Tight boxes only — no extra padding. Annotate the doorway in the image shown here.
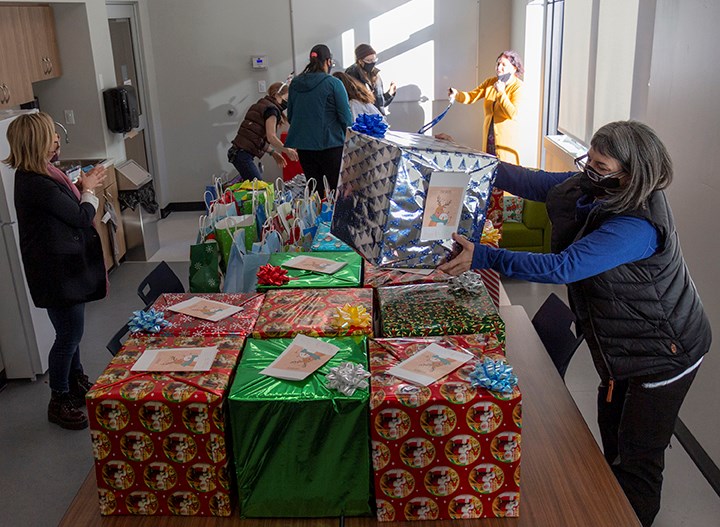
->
[106,3,153,175]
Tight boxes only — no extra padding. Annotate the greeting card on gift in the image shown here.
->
[167,296,243,322]
[421,172,472,241]
[387,343,473,386]
[260,334,340,381]
[131,346,218,372]
[283,255,348,274]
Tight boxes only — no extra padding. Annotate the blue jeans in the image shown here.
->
[230,148,262,182]
[46,303,85,394]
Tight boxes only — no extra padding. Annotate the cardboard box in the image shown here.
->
[369,336,521,521]
[86,335,245,516]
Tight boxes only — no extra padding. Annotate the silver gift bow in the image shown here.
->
[448,271,486,295]
[325,362,371,396]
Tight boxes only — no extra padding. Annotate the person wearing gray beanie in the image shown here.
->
[345,43,397,115]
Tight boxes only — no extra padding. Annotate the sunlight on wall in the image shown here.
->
[369,0,434,52]
[382,40,434,129]
[341,28,355,68]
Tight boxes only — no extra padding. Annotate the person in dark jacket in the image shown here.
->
[228,80,298,182]
[284,44,353,191]
[4,112,108,430]
[345,43,397,115]
[439,121,711,526]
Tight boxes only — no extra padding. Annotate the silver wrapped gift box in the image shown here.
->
[331,130,498,268]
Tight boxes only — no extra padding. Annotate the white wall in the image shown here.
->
[645,0,720,463]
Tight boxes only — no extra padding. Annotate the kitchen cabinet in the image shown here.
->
[0,6,34,109]
[93,166,127,271]
[18,5,62,81]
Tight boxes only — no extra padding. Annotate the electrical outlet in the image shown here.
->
[258,80,267,93]
[64,110,75,125]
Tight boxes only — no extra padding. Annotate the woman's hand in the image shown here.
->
[494,80,506,93]
[437,233,475,276]
[271,150,287,168]
[388,80,397,96]
[448,87,458,101]
[283,147,299,162]
[434,133,455,143]
[80,165,107,194]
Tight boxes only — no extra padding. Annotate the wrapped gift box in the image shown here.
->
[146,293,264,337]
[257,251,363,290]
[364,263,452,288]
[369,337,521,521]
[228,336,372,517]
[252,288,374,339]
[311,221,353,252]
[86,335,246,516]
[332,130,498,268]
[377,280,504,344]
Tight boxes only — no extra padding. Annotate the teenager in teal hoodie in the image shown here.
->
[285,44,353,191]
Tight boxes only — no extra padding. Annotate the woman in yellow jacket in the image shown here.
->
[449,50,524,165]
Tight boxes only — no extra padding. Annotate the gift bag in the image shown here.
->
[189,217,222,292]
[228,179,275,218]
[214,213,257,271]
[223,228,283,293]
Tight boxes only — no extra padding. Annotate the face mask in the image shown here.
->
[327,63,333,74]
[497,72,512,83]
[578,170,622,197]
[363,61,376,74]
[49,151,59,163]
[279,99,288,111]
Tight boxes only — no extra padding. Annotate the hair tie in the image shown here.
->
[310,51,318,58]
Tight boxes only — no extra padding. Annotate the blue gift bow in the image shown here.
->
[469,357,518,394]
[352,114,388,138]
[128,308,171,334]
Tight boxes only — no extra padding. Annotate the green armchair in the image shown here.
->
[499,199,552,253]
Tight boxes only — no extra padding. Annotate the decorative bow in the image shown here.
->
[257,264,291,286]
[352,114,388,138]
[325,362,371,396]
[332,304,372,330]
[448,271,486,295]
[128,308,171,334]
[481,219,501,245]
[469,357,518,394]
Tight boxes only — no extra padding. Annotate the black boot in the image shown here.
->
[68,371,94,408]
[48,392,88,430]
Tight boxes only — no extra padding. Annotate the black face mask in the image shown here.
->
[578,170,622,197]
[362,61,376,74]
[279,99,288,111]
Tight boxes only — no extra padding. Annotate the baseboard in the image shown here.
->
[161,202,205,215]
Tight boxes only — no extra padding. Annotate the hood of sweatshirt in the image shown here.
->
[291,72,332,92]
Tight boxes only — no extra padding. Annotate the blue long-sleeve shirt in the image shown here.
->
[471,163,659,284]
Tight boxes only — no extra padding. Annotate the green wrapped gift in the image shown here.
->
[377,278,505,344]
[228,336,372,517]
[257,251,363,290]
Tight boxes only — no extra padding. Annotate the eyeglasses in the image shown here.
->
[574,154,624,182]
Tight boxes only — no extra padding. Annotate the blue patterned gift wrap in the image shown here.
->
[311,222,353,252]
[331,130,498,268]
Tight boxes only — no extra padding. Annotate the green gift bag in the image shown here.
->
[189,239,222,292]
[214,214,257,271]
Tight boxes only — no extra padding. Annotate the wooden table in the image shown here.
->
[59,306,640,527]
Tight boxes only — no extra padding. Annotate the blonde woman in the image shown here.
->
[3,112,107,430]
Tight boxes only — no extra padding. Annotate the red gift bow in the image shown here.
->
[257,264,291,286]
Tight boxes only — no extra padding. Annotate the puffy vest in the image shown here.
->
[231,96,282,158]
[546,174,711,380]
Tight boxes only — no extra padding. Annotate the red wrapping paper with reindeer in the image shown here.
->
[252,288,374,338]
[369,336,521,521]
[86,335,246,517]
[146,293,264,337]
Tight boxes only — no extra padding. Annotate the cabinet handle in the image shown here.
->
[48,58,53,74]
[44,58,50,75]
[1,84,9,104]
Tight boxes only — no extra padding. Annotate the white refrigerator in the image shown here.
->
[0,109,55,380]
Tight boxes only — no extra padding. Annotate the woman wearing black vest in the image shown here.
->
[439,121,711,526]
[228,81,298,182]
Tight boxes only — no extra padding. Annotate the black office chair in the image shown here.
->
[137,261,185,307]
[531,293,585,379]
[106,322,130,356]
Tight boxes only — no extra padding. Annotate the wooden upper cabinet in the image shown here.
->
[0,6,34,108]
[19,5,63,82]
